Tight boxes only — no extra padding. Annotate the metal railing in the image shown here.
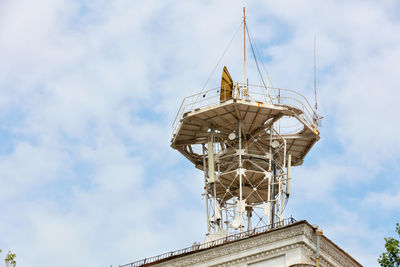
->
[120,217,297,267]
[172,83,317,136]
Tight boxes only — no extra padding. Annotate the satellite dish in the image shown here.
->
[228,132,236,140]
[271,140,280,149]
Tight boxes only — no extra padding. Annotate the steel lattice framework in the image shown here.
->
[171,83,320,240]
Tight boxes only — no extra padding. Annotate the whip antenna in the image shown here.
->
[314,33,317,112]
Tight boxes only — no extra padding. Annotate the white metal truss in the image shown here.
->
[171,84,320,237]
[201,122,291,234]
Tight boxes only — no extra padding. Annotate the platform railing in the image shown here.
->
[172,84,317,136]
[120,217,297,267]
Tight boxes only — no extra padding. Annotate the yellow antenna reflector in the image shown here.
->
[220,66,233,102]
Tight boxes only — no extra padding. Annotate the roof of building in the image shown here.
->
[120,218,362,267]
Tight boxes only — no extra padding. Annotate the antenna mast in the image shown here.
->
[243,7,247,97]
[314,33,317,111]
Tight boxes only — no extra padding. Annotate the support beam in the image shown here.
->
[287,154,291,196]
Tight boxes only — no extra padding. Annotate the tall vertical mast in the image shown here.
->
[241,7,246,233]
[243,7,247,92]
[314,33,317,111]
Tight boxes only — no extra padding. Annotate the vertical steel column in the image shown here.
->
[247,208,252,231]
[238,122,243,233]
[217,157,222,230]
[202,144,210,233]
[271,163,276,225]
[279,174,282,223]
[267,173,271,225]
[287,154,291,195]
[280,147,284,223]
[268,125,274,225]
[208,131,219,231]
[268,126,272,171]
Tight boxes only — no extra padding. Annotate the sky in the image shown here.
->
[0,0,399,266]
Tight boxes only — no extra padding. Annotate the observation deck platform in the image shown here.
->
[171,84,320,169]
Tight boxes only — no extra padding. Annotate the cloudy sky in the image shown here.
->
[0,0,399,266]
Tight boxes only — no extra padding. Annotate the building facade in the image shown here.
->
[123,220,362,267]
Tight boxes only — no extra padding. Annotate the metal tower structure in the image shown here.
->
[171,9,320,241]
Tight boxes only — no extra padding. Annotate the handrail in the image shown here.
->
[172,84,318,136]
[120,217,297,267]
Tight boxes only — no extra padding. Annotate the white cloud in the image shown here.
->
[322,206,385,266]
[362,189,400,212]
[0,0,399,266]
[0,142,69,200]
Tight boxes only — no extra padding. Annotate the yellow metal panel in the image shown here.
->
[220,66,233,102]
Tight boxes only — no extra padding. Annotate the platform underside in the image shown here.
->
[171,99,319,170]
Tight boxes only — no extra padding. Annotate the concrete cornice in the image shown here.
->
[151,221,362,267]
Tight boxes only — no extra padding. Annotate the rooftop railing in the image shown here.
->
[120,217,296,267]
[172,83,317,136]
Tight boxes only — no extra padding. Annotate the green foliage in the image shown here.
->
[5,251,16,267]
[1,250,16,267]
[379,223,400,267]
